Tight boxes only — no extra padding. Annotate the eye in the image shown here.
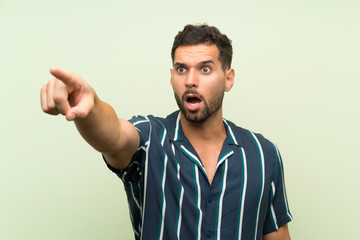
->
[202,66,211,73]
[177,66,186,73]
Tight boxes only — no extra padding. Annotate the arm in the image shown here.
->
[40,67,139,169]
[263,224,290,240]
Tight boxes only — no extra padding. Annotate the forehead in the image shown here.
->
[173,44,220,65]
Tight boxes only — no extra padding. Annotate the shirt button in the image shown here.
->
[206,231,211,238]
[208,197,212,203]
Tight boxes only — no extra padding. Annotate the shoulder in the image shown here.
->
[128,111,180,137]
[224,119,278,161]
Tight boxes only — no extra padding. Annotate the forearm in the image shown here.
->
[74,95,122,154]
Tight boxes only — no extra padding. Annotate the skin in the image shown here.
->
[172,45,229,123]
[40,44,290,239]
[40,67,139,170]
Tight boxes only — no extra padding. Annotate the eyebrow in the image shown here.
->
[200,60,215,65]
[173,60,215,67]
[173,62,186,67]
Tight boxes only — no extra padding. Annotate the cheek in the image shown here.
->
[207,78,226,93]
[171,83,182,97]
[171,79,183,90]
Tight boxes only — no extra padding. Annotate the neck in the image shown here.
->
[180,109,226,141]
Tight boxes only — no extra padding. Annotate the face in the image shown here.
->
[171,44,234,123]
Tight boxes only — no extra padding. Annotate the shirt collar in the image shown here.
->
[170,111,242,148]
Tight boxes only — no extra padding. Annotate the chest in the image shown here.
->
[193,144,222,184]
[143,142,273,222]
[135,134,276,238]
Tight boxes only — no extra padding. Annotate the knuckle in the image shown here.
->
[46,101,56,110]
[49,78,56,85]
[42,106,59,115]
[41,105,48,113]
[48,110,60,115]
[53,94,65,104]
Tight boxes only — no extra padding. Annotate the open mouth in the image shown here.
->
[183,93,202,111]
[186,95,201,105]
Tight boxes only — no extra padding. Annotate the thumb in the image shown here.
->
[65,110,77,121]
[65,95,95,121]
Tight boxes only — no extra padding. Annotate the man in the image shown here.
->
[41,24,292,240]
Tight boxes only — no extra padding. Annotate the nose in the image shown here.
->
[185,69,198,88]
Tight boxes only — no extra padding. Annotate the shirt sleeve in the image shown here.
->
[104,115,151,183]
[263,145,293,234]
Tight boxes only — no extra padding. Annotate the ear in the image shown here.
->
[224,68,235,92]
[170,68,173,86]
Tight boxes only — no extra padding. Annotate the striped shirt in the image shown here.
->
[105,111,292,240]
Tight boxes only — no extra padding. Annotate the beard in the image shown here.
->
[174,89,224,123]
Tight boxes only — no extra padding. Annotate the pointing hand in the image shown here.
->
[40,67,95,121]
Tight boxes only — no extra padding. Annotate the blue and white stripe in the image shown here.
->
[216,159,229,240]
[237,147,248,240]
[249,131,265,240]
[140,116,152,240]
[109,112,292,240]
[194,166,202,240]
[273,144,293,221]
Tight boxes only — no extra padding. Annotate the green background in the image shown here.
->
[1,0,359,239]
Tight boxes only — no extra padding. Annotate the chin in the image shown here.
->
[182,109,209,123]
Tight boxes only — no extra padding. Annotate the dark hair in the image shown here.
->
[171,24,233,70]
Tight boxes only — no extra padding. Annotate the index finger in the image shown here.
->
[49,66,78,86]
